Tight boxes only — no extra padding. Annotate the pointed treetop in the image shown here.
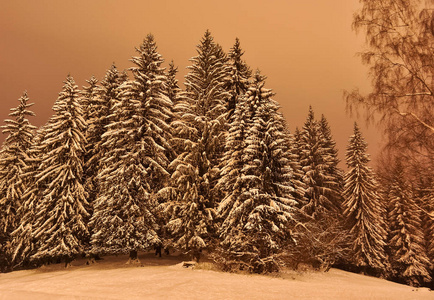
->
[7,91,36,120]
[52,75,80,113]
[233,37,241,51]
[168,60,178,77]
[1,91,36,140]
[85,75,98,86]
[196,30,218,56]
[131,34,164,74]
[353,122,361,134]
[308,105,315,118]
[252,69,267,85]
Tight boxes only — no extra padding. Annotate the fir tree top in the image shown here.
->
[1,92,36,153]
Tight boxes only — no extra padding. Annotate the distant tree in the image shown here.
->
[345,0,433,175]
[162,31,229,261]
[0,92,36,271]
[215,71,298,273]
[31,76,89,266]
[342,123,388,273]
[387,162,431,286]
[90,35,172,262]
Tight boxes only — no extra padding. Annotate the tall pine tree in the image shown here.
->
[343,123,388,273]
[0,92,36,271]
[162,31,229,261]
[31,76,89,265]
[9,127,45,269]
[224,38,251,121]
[83,66,127,248]
[294,107,347,269]
[216,71,298,273]
[387,162,431,286]
[299,107,340,218]
[90,35,172,262]
[318,114,343,209]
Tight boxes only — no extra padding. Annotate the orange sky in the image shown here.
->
[0,0,380,166]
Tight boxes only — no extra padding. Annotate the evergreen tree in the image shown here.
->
[318,114,343,210]
[293,108,348,269]
[91,64,128,166]
[425,191,434,275]
[285,127,307,207]
[225,38,251,121]
[343,123,388,272]
[31,76,89,265]
[80,76,99,123]
[81,76,99,224]
[216,72,298,273]
[387,162,431,286]
[164,61,182,158]
[0,92,36,270]
[164,61,181,107]
[9,128,44,269]
[417,183,434,282]
[90,35,172,262]
[162,31,229,261]
[299,107,340,218]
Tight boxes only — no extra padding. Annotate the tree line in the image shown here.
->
[0,31,432,287]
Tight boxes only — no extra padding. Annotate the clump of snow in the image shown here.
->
[0,253,432,300]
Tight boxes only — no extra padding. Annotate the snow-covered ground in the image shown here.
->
[0,253,431,300]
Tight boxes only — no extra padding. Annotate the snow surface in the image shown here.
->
[0,253,431,300]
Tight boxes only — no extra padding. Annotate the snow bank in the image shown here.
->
[0,253,431,300]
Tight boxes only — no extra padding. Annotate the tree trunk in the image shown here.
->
[63,255,72,268]
[129,250,138,260]
[193,250,201,263]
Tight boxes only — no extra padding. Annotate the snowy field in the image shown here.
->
[0,253,431,300]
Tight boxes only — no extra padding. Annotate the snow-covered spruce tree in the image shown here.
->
[318,114,343,208]
[424,191,434,279]
[0,92,36,271]
[285,126,307,208]
[387,162,431,286]
[292,107,348,269]
[216,71,298,273]
[162,31,229,262]
[342,123,388,274]
[224,38,251,121]
[164,61,181,108]
[80,76,100,223]
[416,179,434,285]
[214,38,252,205]
[90,35,172,262]
[31,76,89,266]
[89,64,127,171]
[79,76,99,124]
[82,67,128,255]
[9,127,45,269]
[299,106,340,218]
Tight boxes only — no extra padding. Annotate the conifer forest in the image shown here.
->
[0,4,433,289]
